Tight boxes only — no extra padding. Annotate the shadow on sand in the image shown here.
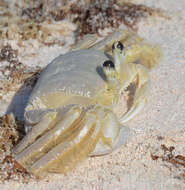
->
[6,71,40,121]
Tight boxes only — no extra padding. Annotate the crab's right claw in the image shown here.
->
[111,41,150,123]
[90,124,132,156]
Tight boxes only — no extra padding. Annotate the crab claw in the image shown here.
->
[111,41,150,123]
[120,63,149,123]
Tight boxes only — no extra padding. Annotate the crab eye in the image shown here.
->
[112,41,124,51]
[103,60,115,69]
[117,41,124,50]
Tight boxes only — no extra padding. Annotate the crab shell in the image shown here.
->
[13,29,161,176]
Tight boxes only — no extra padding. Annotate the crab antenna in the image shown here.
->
[112,41,125,75]
[103,60,118,89]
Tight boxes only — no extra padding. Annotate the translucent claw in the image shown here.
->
[120,98,146,123]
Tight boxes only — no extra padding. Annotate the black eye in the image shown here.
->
[116,41,124,50]
[112,41,124,51]
[103,60,115,68]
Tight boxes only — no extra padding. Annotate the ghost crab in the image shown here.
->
[13,29,161,176]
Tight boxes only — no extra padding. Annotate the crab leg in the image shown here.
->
[14,107,85,169]
[14,105,131,176]
[13,111,58,155]
[29,111,101,176]
[13,106,85,155]
[71,34,98,51]
[89,29,131,53]
[29,107,131,176]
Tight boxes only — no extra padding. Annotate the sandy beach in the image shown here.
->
[0,0,185,189]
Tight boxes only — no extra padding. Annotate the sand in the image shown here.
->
[0,0,185,189]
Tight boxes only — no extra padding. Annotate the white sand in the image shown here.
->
[0,0,185,189]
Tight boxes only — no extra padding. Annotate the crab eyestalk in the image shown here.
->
[112,41,125,75]
[103,60,118,89]
[103,41,125,89]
